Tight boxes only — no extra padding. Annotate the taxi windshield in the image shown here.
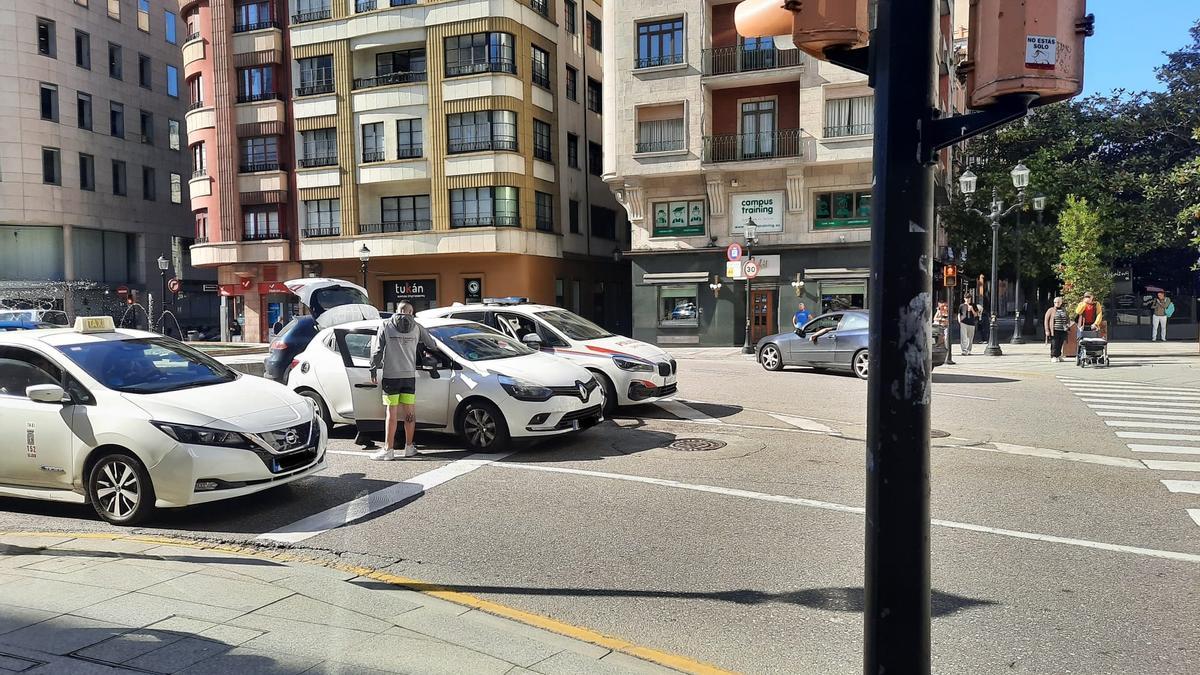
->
[56,337,236,394]
[429,325,534,362]
[534,310,614,340]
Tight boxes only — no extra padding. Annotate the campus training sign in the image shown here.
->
[730,192,784,234]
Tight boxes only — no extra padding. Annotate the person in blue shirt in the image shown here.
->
[792,302,811,331]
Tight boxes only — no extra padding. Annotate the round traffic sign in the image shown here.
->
[743,259,760,279]
[167,278,181,294]
[726,243,743,262]
[115,285,129,297]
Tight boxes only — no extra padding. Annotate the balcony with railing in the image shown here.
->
[529,0,549,17]
[184,31,201,43]
[702,129,812,164]
[450,216,520,228]
[353,70,427,90]
[298,155,338,168]
[635,138,684,154]
[445,58,516,78]
[359,220,432,234]
[635,53,685,70]
[291,9,331,24]
[187,100,207,111]
[239,161,282,173]
[396,145,422,159]
[702,46,804,77]
[295,80,334,97]
[533,146,552,162]
[358,0,417,9]
[824,123,874,139]
[362,150,386,163]
[243,228,284,241]
[236,91,284,104]
[303,225,342,238]
[233,20,278,33]
[447,138,518,154]
[532,69,551,89]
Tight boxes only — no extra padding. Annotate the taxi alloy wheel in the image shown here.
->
[760,344,783,371]
[461,401,510,452]
[89,453,155,525]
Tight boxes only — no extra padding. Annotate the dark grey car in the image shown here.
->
[756,310,947,379]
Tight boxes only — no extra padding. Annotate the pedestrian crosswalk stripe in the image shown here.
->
[1088,403,1200,413]
[1072,392,1200,401]
[654,399,723,424]
[769,413,836,434]
[1107,420,1200,431]
[1058,377,1170,386]
[1094,411,1200,423]
[1118,430,1200,442]
[1142,459,1200,472]
[1081,398,1200,409]
[1160,480,1200,494]
[1065,384,1200,395]
[1125,443,1200,455]
[1189,510,1200,528]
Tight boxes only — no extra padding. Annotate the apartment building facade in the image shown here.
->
[186,0,628,342]
[0,0,213,324]
[603,0,962,347]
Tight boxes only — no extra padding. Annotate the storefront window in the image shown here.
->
[820,281,866,313]
[814,190,871,229]
[658,284,698,327]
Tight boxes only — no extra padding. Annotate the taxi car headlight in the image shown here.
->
[152,421,255,449]
[498,375,553,402]
[612,356,655,372]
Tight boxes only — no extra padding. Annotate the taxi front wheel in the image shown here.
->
[88,452,156,526]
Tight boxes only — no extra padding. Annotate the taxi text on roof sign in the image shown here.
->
[74,316,116,333]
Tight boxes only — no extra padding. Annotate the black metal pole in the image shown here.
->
[1011,215,1025,344]
[742,242,754,354]
[864,0,933,671]
[159,270,166,334]
[945,283,955,365]
[361,262,368,296]
[985,202,1004,355]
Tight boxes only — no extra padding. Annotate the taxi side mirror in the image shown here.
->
[522,333,543,348]
[27,384,67,404]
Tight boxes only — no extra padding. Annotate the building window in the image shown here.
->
[195,211,208,240]
[591,206,616,239]
[825,95,874,138]
[396,119,422,158]
[585,13,601,51]
[565,65,578,102]
[362,122,385,162]
[636,18,684,68]
[236,1,272,29]
[533,119,552,162]
[535,191,553,232]
[165,11,177,44]
[108,42,122,79]
[566,133,579,169]
[42,147,61,185]
[75,30,90,69]
[586,78,602,113]
[636,104,685,153]
[588,141,602,176]
[186,9,200,36]
[142,166,156,201]
[450,187,519,228]
[169,172,182,203]
[447,111,518,153]
[168,119,181,150]
[293,0,331,23]
[77,93,93,130]
[39,83,58,122]
[188,75,203,105]
[107,0,120,21]
[814,190,872,228]
[237,65,275,102]
[79,153,96,191]
[651,200,706,237]
[240,137,278,171]
[300,128,337,166]
[37,18,55,57]
[564,0,577,34]
[444,32,515,77]
[244,207,281,239]
[112,160,127,195]
[375,48,426,77]
[137,0,151,32]
[531,45,551,89]
[297,56,334,95]
[191,142,207,176]
[303,199,339,236]
[530,0,549,17]
[138,53,152,88]
[139,109,154,144]
[568,199,580,233]
[381,195,431,230]
[658,285,699,327]
[109,102,124,138]
[167,65,179,97]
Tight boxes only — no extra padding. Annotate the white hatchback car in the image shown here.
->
[419,300,677,412]
[287,317,604,451]
[0,317,326,525]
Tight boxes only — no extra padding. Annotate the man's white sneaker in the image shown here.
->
[401,445,418,458]
[368,448,395,461]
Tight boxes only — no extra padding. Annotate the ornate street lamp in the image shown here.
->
[156,254,169,333]
[358,244,371,295]
[740,219,759,354]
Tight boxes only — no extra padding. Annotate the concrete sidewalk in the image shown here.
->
[0,533,700,675]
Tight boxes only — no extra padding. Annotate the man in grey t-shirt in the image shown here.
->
[368,302,421,460]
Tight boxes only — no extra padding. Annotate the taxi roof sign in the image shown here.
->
[74,316,116,333]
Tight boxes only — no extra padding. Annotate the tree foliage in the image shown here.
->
[1055,196,1111,308]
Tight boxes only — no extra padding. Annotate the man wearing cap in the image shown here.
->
[368,302,422,460]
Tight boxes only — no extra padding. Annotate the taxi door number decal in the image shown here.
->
[26,422,36,458]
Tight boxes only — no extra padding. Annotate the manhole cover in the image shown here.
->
[667,438,728,452]
[930,429,950,438]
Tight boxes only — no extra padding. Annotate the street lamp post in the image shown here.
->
[358,244,371,299]
[958,164,1031,356]
[156,254,169,334]
[740,220,759,354]
[1012,194,1048,343]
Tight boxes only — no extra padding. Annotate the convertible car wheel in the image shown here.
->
[759,344,784,371]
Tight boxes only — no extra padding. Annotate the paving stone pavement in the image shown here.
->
[0,534,688,675]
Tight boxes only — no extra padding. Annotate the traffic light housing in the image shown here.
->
[943,264,958,290]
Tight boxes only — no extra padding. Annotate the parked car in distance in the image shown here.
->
[287,317,605,451]
[0,321,61,331]
[263,278,380,382]
[0,309,69,326]
[755,310,947,379]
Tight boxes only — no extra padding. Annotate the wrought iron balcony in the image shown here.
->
[635,53,684,69]
[291,9,331,24]
[529,0,549,17]
[303,226,341,238]
[298,156,337,168]
[702,129,812,163]
[362,150,385,163]
[236,92,283,104]
[396,145,422,159]
[450,216,520,228]
[635,139,684,154]
[532,69,551,89]
[184,31,201,42]
[239,161,282,173]
[187,100,207,111]
[191,169,207,179]
[352,70,426,89]
[534,146,553,162]
[355,0,377,11]
[702,45,804,77]
[359,220,432,234]
[447,138,518,154]
[295,81,334,97]
[232,20,278,33]
[243,229,283,241]
[445,58,516,78]
[824,123,874,139]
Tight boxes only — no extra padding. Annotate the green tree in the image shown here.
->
[1056,196,1111,310]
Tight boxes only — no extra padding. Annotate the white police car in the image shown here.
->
[0,317,326,525]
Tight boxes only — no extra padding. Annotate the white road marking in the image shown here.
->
[490,463,1200,564]
[769,414,837,434]
[1189,510,1200,528]
[1125,443,1200,455]
[1094,411,1200,423]
[1160,480,1200,494]
[1081,398,1200,409]
[1142,459,1200,472]
[257,452,513,544]
[1106,420,1200,431]
[328,450,378,457]
[1064,383,1200,394]
[1088,403,1200,413]
[1071,392,1200,402]
[952,441,1145,469]
[1058,377,1166,386]
[934,392,997,401]
[655,399,723,424]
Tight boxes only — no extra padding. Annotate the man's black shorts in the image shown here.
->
[381,377,416,405]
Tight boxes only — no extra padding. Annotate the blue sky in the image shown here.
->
[1082,0,1198,96]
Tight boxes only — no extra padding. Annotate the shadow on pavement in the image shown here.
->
[510,420,678,463]
[932,373,1019,385]
[350,580,994,617]
[0,542,282,567]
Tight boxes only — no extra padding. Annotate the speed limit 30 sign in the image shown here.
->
[743,259,760,279]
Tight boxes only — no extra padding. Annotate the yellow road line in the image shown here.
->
[1,530,736,675]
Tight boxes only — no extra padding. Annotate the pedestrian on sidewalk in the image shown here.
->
[1074,292,1103,336]
[958,294,978,355]
[792,302,811,331]
[1044,296,1069,362]
[368,302,424,460]
[1150,291,1174,341]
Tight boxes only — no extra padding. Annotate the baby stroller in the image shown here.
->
[1076,329,1109,367]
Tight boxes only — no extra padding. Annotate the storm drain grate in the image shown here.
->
[930,429,951,438]
[667,438,728,452]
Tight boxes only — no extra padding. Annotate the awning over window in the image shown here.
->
[642,272,710,285]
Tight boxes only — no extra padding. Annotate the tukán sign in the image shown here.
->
[1025,35,1057,70]
[730,192,785,234]
[652,200,706,237]
[384,279,437,304]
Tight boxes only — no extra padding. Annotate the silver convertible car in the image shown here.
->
[756,310,948,379]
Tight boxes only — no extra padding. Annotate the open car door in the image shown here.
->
[332,326,454,432]
[332,327,386,424]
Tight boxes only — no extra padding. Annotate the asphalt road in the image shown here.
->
[1,343,1197,674]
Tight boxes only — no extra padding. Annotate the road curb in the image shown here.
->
[0,529,737,675]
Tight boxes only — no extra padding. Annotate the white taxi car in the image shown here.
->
[419,300,677,412]
[0,317,326,525]
[287,317,604,451]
